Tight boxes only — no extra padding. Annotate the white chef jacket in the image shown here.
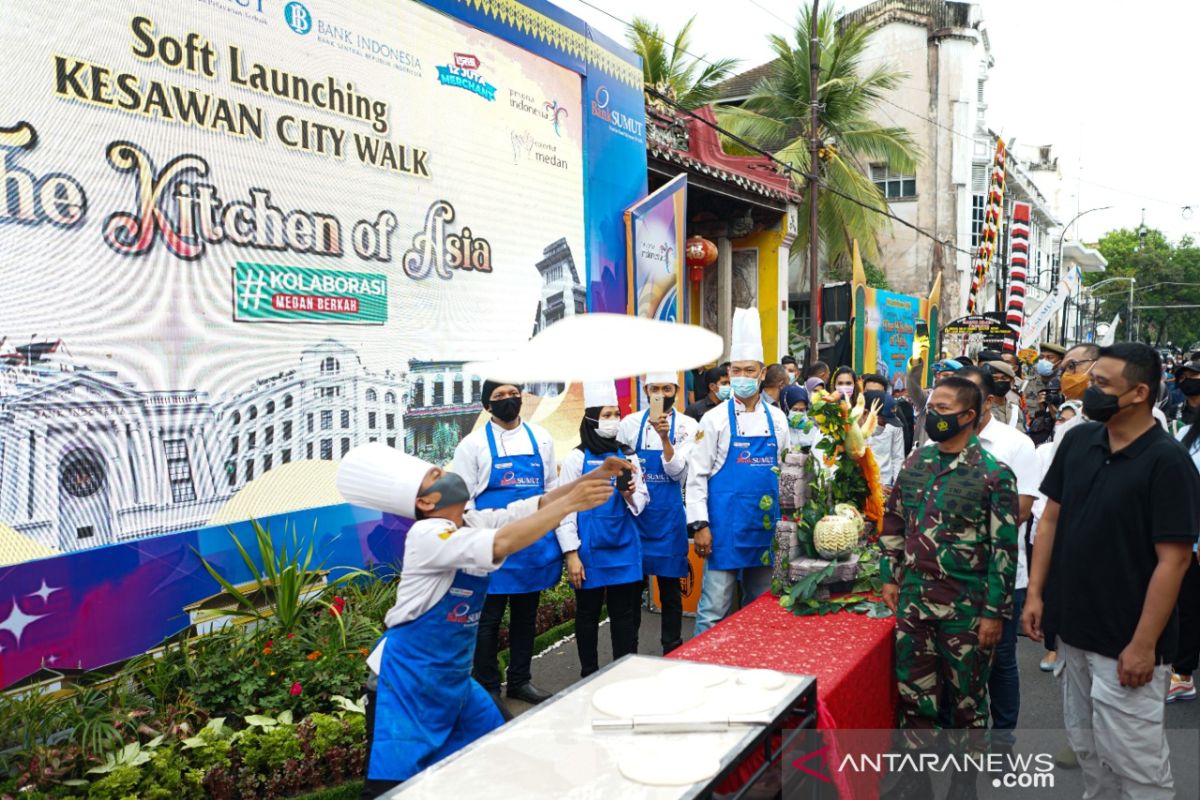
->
[450,419,557,507]
[369,497,542,673]
[868,423,906,486]
[977,416,1040,592]
[685,398,790,524]
[554,447,648,552]
[617,408,699,482]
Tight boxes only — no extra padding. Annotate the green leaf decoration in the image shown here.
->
[759,549,771,566]
[759,495,775,510]
[780,595,794,608]
[762,514,773,530]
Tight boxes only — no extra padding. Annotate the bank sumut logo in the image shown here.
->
[437,53,497,101]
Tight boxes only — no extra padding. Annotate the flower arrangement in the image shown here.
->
[774,389,891,619]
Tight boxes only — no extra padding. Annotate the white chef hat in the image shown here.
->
[583,380,619,408]
[337,442,434,519]
[644,371,678,385]
[729,306,764,363]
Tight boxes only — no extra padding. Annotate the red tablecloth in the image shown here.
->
[669,594,897,798]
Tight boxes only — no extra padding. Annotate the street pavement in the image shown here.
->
[502,606,1200,797]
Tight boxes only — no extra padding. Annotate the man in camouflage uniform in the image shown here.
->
[880,376,1019,800]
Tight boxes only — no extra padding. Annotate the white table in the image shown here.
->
[390,654,816,799]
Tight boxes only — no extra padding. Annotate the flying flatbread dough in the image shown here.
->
[618,741,722,786]
[736,669,787,691]
[660,663,730,689]
[591,678,703,719]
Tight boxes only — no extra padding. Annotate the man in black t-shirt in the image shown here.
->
[1024,343,1200,798]
[684,365,728,422]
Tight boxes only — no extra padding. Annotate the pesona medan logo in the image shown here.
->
[283,1,312,35]
[590,85,644,143]
[510,130,569,170]
[437,53,496,101]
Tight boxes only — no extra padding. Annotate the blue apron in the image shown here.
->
[707,401,780,571]
[634,410,689,578]
[366,567,504,782]
[475,424,561,594]
[577,448,644,589]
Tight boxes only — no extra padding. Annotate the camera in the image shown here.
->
[1043,377,1064,408]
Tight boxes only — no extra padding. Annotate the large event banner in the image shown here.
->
[853,288,930,388]
[0,0,646,688]
[626,173,686,324]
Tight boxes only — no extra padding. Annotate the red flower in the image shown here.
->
[286,633,295,640]
[290,682,302,696]
[265,639,274,648]
[329,596,346,617]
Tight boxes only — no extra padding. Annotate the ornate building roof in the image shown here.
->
[645,104,798,209]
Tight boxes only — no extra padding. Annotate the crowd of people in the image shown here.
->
[348,307,1200,798]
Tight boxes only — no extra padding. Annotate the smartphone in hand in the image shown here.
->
[616,468,633,492]
[649,394,666,419]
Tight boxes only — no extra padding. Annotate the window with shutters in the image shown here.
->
[163,439,196,503]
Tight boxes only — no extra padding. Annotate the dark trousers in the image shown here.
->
[1175,558,1200,676]
[653,575,684,654]
[575,581,642,678]
[473,591,540,691]
[361,685,398,799]
[989,588,1025,740]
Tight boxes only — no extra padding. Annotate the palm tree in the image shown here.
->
[717,5,920,271]
[625,16,740,109]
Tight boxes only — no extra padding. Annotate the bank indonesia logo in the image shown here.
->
[284,1,313,35]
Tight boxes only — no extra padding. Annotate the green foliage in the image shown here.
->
[826,255,891,289]
[625,16,741,109]
[716,5,920,274]
[1088,227,1200,348]
[194,518,369,635]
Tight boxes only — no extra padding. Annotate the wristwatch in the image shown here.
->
[687,521,709,535]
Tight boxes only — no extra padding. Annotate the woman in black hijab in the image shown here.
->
[554,382,648,677]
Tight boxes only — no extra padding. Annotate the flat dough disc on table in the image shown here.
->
[619,742,721,786]
[591,678,703,719]
[737,669,787,691]
[660,663,730,689]
[703,685,779,715]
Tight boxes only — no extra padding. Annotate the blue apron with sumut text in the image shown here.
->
[475,424,561,594]
[366,567,503,782]
[634,410,689,578]
[707,401,780,571]
[577,448,643,589]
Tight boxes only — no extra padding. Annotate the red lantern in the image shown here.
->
[685,236,718,283]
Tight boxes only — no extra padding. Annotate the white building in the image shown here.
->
[0,338,408,554]
[404,360,483,464]
[842,0,1062,320]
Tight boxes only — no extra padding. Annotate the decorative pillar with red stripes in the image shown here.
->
[966,139,1007,313]
[1003,202,1032,352]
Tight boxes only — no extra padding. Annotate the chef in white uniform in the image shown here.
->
[686,308,790,635]
[340,444,623,797]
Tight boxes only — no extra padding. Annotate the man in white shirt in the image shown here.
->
[451,381,558,706]
[618,372,699,653]
[687,308,790,635]
[959,366,1040,742]
[338,444,622,797]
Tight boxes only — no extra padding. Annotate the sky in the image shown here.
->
[556,0,1200,244]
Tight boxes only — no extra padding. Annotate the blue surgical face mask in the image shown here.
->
[716,384,731,401]
[731,377,759,399]
[1036,359,1055,378]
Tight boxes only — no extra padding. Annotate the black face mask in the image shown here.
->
[1183,405,1200,425]
[924,409,972,443]
[1179,379,1200,397]
[1082,385,1129,423]
[992,381,1012,398]
[418,472,471,511]
[488,396,522,423]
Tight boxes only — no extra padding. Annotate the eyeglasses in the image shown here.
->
[1062,358,1097,374]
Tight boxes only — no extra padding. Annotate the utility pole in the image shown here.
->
[807,0,821,365]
